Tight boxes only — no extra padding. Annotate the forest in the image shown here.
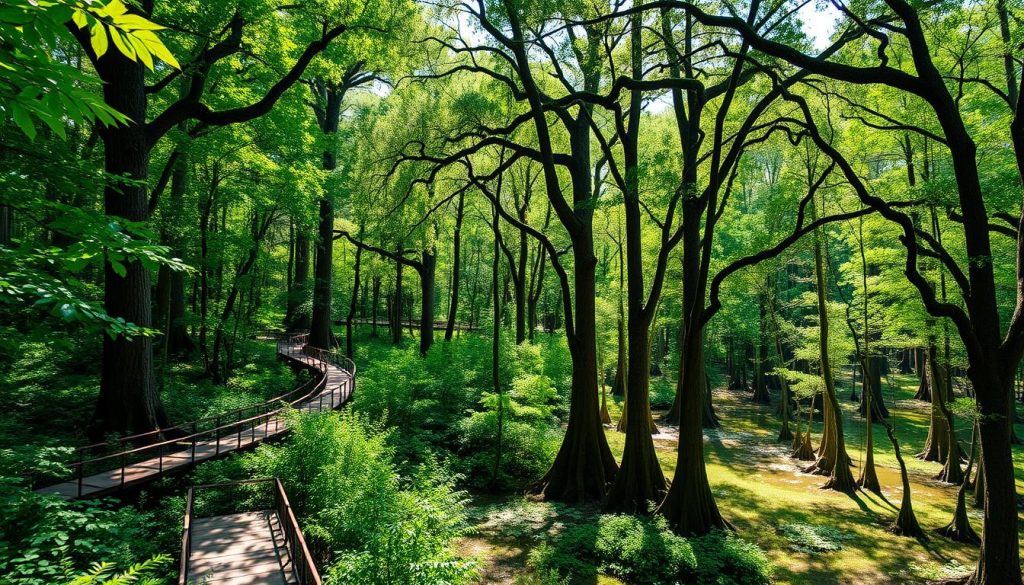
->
[1,0,1023,583]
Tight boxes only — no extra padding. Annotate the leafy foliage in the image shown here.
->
[528,514,773,585]
[243,410,478,585]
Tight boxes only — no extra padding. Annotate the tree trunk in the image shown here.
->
[752,295,770,403]
[309,86,343,350]
[391,250,403,345]
[658,324,728,534]
[491,206,504,489]
[515,212,528,344]
[604,121,669,509]
[445,191,465,341]
[0,205,11,247]
[936,422,980,545]
[286,231,311,330]
[805,204,856,493]
[91,49,168,437]
[370,275,381,338]
[883,420,925,538]
[858,355,889,420]
[418,250,436,356]
[155,154,193,357]
[345,240,362,359]
[309,197,334,350]
[535,233,617,502]
[210,212,272,383]
[968,362,1021,582]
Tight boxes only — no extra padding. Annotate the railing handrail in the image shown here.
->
[35,334,354,496]
[71,340,327,468]
[75,332,312,453]
[178,478,322,585]
[274,477,322,585]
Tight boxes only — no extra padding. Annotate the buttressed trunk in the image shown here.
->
[658,325,727,534]
[536,231,617,502]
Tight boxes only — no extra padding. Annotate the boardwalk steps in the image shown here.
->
[181,479,320,584]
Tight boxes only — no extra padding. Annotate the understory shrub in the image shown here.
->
[0,447,162,585]
[354,334,563,487]
[457,373,561,490]
[245,410,477,585]
[528,514,772,585]
[649,376,676,411]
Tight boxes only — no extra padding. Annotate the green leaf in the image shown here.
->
[109,27,135,60]
[72,9,88,28]
[134,29,179,69]
[127,34,154,70]
[10,103,36,140]
[90,22,108,59]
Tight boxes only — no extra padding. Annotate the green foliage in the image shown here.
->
[457,372,560,490]
[1,0,176,140]
[0,448,161,585]
[528,514,772,585]
[690,531,774,585]
[0,208,190,338]
[649,375,676,410]
[354,334,564,484]
[777,523,852,553]
[244,410,477,585]
[63,555,170,585]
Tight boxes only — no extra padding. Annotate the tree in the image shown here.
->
[70,0,353,436]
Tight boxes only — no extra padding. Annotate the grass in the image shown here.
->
[346,327,1023,583]
[600,372,1024,585]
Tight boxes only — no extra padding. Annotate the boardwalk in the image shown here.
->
[187,511,297,585]
[36,338,354,500]
[180,478,321,585]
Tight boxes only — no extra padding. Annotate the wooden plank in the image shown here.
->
[187,510,296,585]
[36,342,353,500]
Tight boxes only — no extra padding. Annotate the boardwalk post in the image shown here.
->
[36,335,353,502]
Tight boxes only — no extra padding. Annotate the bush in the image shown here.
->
[529,515,772,585]
[529,514,696,584]
[649,376,676,411]
[691,530,774,585]
[245,410,477,585]
[456,373,560,490]
[355,335,563,485]
[0,448,162,585]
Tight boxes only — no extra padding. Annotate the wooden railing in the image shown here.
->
[34,333,355,497]
[178,478,322,585]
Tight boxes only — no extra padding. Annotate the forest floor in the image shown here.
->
[461,374,1024,584]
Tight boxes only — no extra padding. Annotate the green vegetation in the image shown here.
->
[3,0,1024,583]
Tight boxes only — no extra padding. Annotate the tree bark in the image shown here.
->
[91,49,168,437]
[345,238,362,359]
[309,85,343,351]
[805,196,856,493]
[445,191,465,341]
[287,231,311,330]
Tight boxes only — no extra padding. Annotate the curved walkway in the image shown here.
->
[35,335,354,500]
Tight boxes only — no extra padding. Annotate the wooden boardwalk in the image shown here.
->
[187,511,297,585]
[36,340,353,500]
